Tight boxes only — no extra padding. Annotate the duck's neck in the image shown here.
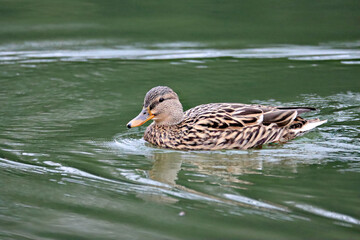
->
[144,122,183,149]
[154,114,184,126]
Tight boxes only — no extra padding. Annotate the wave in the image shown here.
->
[1,40,359,63]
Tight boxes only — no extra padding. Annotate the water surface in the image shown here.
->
[1,1,360,239]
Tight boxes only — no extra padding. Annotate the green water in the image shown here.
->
[1,1,360,239]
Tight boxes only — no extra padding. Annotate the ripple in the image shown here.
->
[0,41,359,63]
[224,194,286,211]
[287,202,360,225]
[0,156,119,184]
[341,61,360,65]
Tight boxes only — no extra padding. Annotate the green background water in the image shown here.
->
[1,1,360,239]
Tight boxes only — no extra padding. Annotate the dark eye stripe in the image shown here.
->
[148,96,176,110]
[149,102,157,110]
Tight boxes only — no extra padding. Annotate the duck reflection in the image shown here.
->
[148,151,183,186]
[145,150,290,212]
[148,150,263,187]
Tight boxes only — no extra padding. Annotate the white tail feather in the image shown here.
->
[293,119,327,134]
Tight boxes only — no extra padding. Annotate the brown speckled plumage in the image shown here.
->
[128,86,327,150]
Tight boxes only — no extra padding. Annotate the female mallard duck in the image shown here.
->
[127,86,326,150]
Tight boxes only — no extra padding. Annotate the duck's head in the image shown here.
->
[127,86,184,128]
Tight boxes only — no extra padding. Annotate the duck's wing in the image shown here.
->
[263,106,316,127]
[185,103,316,129]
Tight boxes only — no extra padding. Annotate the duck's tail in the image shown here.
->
[279,118,327,143]
[292,118,327,134]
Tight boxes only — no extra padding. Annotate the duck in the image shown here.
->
[127,86,327,150]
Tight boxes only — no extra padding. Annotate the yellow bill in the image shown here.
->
[127,107,154,128]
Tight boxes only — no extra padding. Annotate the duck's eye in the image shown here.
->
[159,97,164,103]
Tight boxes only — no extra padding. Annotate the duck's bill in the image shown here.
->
[127,108,154,128]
